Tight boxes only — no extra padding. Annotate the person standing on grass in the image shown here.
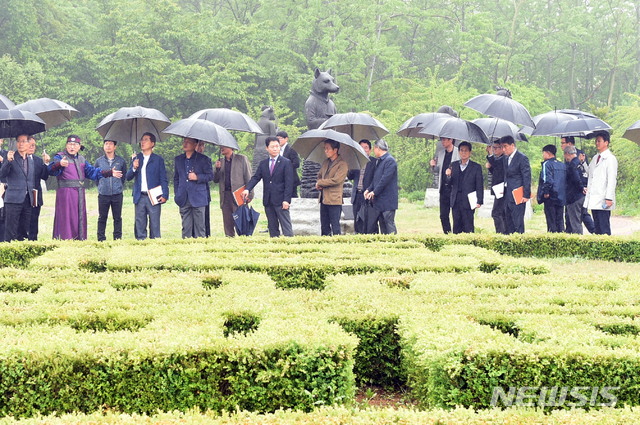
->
[94,140,127,241]
[584,131,617,235]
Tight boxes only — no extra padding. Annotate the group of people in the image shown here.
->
[432,131,617,235]
[0,130,399,242]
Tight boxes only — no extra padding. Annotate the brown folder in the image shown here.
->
[31,189,38,207]
[233,185,246,206]
[512,186,525,205]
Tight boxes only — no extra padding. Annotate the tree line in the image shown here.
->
[1,0,639,209]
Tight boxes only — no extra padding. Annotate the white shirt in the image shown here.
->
[141,154,151,192]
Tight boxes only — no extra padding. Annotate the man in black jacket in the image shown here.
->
[347,139,375,234]
[0,134,35,241]
[26,137,50,241]
[445,142,484,234]
[500,135,531,234]
[276,131,301,198]
[486,141,506,234]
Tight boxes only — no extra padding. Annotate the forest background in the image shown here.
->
[1,0,640,211]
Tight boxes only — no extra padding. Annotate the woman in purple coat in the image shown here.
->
[48,135,122,240]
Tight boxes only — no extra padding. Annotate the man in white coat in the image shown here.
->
[584,131,617,235]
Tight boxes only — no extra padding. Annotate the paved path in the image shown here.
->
[610,216,640,236]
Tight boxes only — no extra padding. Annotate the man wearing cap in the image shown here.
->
[364,139,398,234]
[0,134,36,241]
[174,137,213,238]
[214,145,253,237]
[126,132,169,240]
[277,131,301,198]
[94,140,127,241]
[48,135,123,240]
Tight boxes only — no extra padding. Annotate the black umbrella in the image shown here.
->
[552,117,611,137]
[292,129,369,169]
[464,89,535,128]
[233,204,260,236]
[525,111,577,136]
[557,109,598,118]
[622,120,640,145]
[0,94,15,110]
[318,112,389,141]
[472,117,527,141]
[162,118,240,149]
[15,97,78,129]
[96,106,171,145]
[0,108,46,138]
[397,112,456,138]
[419,116,489,144]
[188,108,263,133]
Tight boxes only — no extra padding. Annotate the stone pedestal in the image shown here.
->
[289,198,354,235]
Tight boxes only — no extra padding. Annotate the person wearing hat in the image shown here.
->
[48,135,123,240]
[94,140,127,241]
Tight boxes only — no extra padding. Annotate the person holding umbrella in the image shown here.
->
[94,140,127,241]
[126,132,169,240]
[48,135,123,240]
[174,137,213,239]
[316,139,349,236]
[213,145,253,237]
[26,136,50,241]
[430,137,459,234]
[364,139,398,234]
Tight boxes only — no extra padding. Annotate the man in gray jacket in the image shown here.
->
[94,140,127,241]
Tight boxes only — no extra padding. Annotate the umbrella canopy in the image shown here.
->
[397,112,456,138]
[188,108,263,134]
[472,117,527,141]
[15,97,78,129]
[318,112,389,141]
[233,204,260,236]
[96,106,171,145]
[292,129,369,169]
[557,109,598,119]
[162,118,239,149]
[524,110,577,136]
[622,120,640,145]
[0,94,15,110]
[464,92,535,128]
[552,117,611,137]
[419,116,489,144]
[0,108,46,138]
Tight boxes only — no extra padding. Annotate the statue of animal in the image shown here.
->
[304,68,339,130]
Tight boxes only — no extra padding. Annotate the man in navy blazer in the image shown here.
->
[0,134,35,241]
[500,135,531,234]
[445,142,484,234]
[174,137,213,238]
[126,132,169,240]
[347,139,375,234]
[243,136,293,237]
[364,139,398,234]
[26,137,50,241]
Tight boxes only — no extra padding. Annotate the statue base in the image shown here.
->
[289,198,354,235]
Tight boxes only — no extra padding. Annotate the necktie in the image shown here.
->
[269,158,275,175]
[596,154,601,164]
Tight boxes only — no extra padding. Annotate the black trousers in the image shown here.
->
[320,204,342,236]
[505,201,526,234]
[592,209,611,235]
[491,196,507,234]
[28,205,42,240]
[439,188,452,234]
[4,195,32,242]
[97,193,123,241]
[543,202,565,233]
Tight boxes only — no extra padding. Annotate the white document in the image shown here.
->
[147,185,164,206]
[467,191,478,210]
[492,182,505,199]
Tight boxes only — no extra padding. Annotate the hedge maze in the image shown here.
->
[1,235,640,420]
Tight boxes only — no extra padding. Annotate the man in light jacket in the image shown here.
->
[584,131,617,235]
[213,146,253,237]
[316,139,348,236]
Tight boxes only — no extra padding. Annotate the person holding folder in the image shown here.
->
[445,141,483,234]
[500,135,531,234]
[213,145,253,237]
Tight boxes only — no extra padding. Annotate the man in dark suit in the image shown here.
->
[174,137,214,238]
[445,141,483,234]
[26,137,50,241]
[347,139,375,234]
[0,134,35,241]
[364,139,398,234]
[243,136,293,237]
[500,135,531,234]
[126,132,169,240]
[276,131,301,198]
[486,142,506,234]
